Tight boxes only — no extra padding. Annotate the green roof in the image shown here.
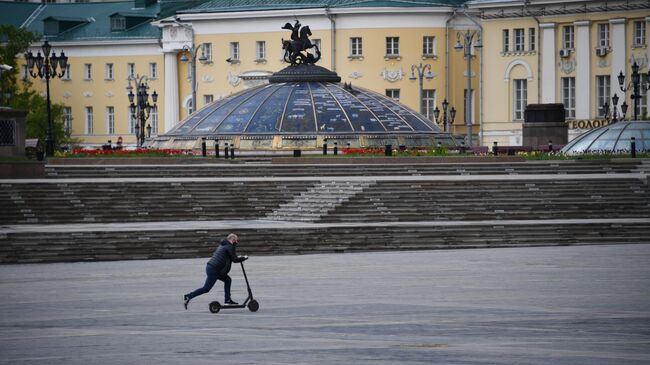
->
[0,0,208,43]
[180,0,465,13]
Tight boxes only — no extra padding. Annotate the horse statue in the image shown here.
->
[281,21,321,65]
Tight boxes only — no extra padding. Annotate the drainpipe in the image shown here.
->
[524,0,542,102]
[445,8,458,110]
[326,8,336,72]
[460,7,484,146]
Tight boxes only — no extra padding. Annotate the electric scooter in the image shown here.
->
[209,260,259,314]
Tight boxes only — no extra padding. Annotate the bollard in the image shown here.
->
[333,142,338,156]
[214,140,219,158]
[460,140,466,154]
[230,146,235,159]
[224,143,229,159]
[201,138,207,157]
[631,137,636,158]
[492,141,498,155]
[548,140,553,153]
[293,149,301,157]
[323,140,328,155]
[385,144,392,156]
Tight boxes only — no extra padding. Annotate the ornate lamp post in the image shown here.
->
[433,99,456,132]
[174,19,206,116]
[409,63,433,118]
[454,29,482,146]
[127,75,158,148]
[618,61,650,121]
[24,40,68,157]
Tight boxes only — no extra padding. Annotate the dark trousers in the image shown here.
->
[187,264,231,301]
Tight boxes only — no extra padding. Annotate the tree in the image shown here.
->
[0,24,39,106]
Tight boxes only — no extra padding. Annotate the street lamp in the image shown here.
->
[454,29,482,146]
[24,40,68,157]
[618,61,650,121]
[409,63,434,119]
[433,99,456,132]
[174,19,206,116]
[127,75,158,148]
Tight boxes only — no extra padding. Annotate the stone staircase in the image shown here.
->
[43,159,647,178]
[2,158,649,263]
[265,181,374,222]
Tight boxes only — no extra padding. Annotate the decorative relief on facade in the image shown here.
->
[629,53,648,69]
[202,74,214,83]
[559,59,576,74]
[381,68,403,82]
[170,27,177,39]
[83,91,93,97]
[597,58,609,68]
[227,72,241,87]
[349,71,363,79]
[63,91,72,98]
[105,91,113,98]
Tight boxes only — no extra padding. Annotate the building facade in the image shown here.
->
[5,0,650,148]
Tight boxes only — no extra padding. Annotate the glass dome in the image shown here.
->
[561,121,650,155]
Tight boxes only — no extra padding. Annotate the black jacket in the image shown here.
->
[207,239,244,276]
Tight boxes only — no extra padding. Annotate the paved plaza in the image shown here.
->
[1,244,649,364]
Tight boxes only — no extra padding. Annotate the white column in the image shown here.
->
[540,23,556,103]
[610,18,627,102]
[164,51,179,133]
[575,21,590,119]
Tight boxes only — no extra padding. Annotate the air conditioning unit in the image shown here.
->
[559,49,571,58]
[595,47,608,57]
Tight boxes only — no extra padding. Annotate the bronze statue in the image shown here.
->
[281,20,321,66]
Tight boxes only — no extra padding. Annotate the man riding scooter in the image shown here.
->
[183,233,248,309]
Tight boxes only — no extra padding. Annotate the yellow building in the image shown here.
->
[6,0,650,148]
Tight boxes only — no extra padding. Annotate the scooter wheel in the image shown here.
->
[248,299,259,312]
[209,301,221,314]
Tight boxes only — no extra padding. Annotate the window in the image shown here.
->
[385,89,400,101]
[502,29,510,52]
[105,63,113,80]
[106,106,115,134]
[598,24,610,48]
[386,37,400,56]
[201,43,212,62]
[84,64,92,80]
[422,89,436,121]
[63,107,72,133]
[513,79,527,120]
[634,21,646,47]
[111,16,125,31]
[127,63,135,79]
[187,99,194,116]
[561,77,575,119]
[255,41,266,60]
[149,62,157,79]
[230,42,240,61]
[563,25,574,49]
[128,108,136,134]
[514,29,525,51]
[150,106,158,135]
[21,64,28,81]
[63,64,71,80]
[350,37,362,57]
[204,94,214,105]
[596,75,611,118]
[313,39,321,51]
[85,107,93,134]
[529,28,536,51]
[423,36,435,57]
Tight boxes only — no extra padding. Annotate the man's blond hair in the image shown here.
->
[227,233,238,242]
